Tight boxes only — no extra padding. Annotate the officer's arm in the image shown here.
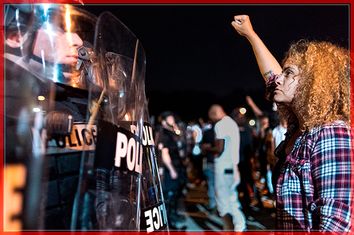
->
[161,147,178,179]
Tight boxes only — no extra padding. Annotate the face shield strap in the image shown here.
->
[29,53,68,73]
[27,53,66,83]
[5,44,22,56]
[29,48,87,73]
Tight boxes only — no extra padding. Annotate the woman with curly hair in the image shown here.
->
[231,15,351,232]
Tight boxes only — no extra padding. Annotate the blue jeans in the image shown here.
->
[204,162,216,209]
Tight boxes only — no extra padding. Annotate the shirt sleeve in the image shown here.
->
[310,124,352,231]
[214,121,225,140]
[157,130,168,149]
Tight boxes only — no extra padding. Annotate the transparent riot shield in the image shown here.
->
[4,4,54,230]
[91,12,168,231]
[4,46,53,230]
[90,12,145,231]
[4,4,102,230]
[139,107,169,232]
[133,68,168,233]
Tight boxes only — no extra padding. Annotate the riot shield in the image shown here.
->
[95,13,167,232]
[135,73,168,232]
[4,4,102,230]
[4,51,52,230]
[4,4,53,230]
[88,12,145,231]
[139,107,169,232]
[91,12,168,232]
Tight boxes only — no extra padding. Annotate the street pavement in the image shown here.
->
[171,183,276,232]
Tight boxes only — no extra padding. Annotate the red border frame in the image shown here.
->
[0,1,352,235]
[0,0,352,3]
[1,3,4,233]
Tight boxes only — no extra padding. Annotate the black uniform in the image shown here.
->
[158,127,184,225]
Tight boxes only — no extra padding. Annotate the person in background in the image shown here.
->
[157,111,186,230]
[200,121,217,212]
[246,96,274,197]
[231,107,256,218]
[272,116,288,148]
[188,120,204,185]
[206,104,246,231]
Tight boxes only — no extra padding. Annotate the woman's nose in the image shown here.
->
[275,74,284,85]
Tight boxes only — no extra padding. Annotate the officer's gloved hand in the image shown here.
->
[95,190,110,229]
[111,196,133,229]
[46,111,73,138]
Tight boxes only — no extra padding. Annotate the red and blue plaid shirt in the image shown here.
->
[276,121,352,231]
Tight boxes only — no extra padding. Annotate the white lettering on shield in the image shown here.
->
[114,132,142,174]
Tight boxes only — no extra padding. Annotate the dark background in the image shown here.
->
[83,4,349,121]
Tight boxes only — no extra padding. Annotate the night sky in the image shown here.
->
[82,4,349,121]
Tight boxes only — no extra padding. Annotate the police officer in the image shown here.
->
[5,4,99,230]
[157,111,186,229]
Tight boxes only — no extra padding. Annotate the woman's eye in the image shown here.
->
[284,70,293,77]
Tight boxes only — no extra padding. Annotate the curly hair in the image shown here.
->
[277,40,350,131]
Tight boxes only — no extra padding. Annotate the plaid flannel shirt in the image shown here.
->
[276,121,352,231]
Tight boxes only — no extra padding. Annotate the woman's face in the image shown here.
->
[274,62,301,105]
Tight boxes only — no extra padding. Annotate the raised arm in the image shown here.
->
[231,15,282,81]
[246,96,263,117]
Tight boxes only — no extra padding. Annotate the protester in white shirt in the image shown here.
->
[207,104,246,231]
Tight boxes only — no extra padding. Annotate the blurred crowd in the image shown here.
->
[152,96,286,230]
